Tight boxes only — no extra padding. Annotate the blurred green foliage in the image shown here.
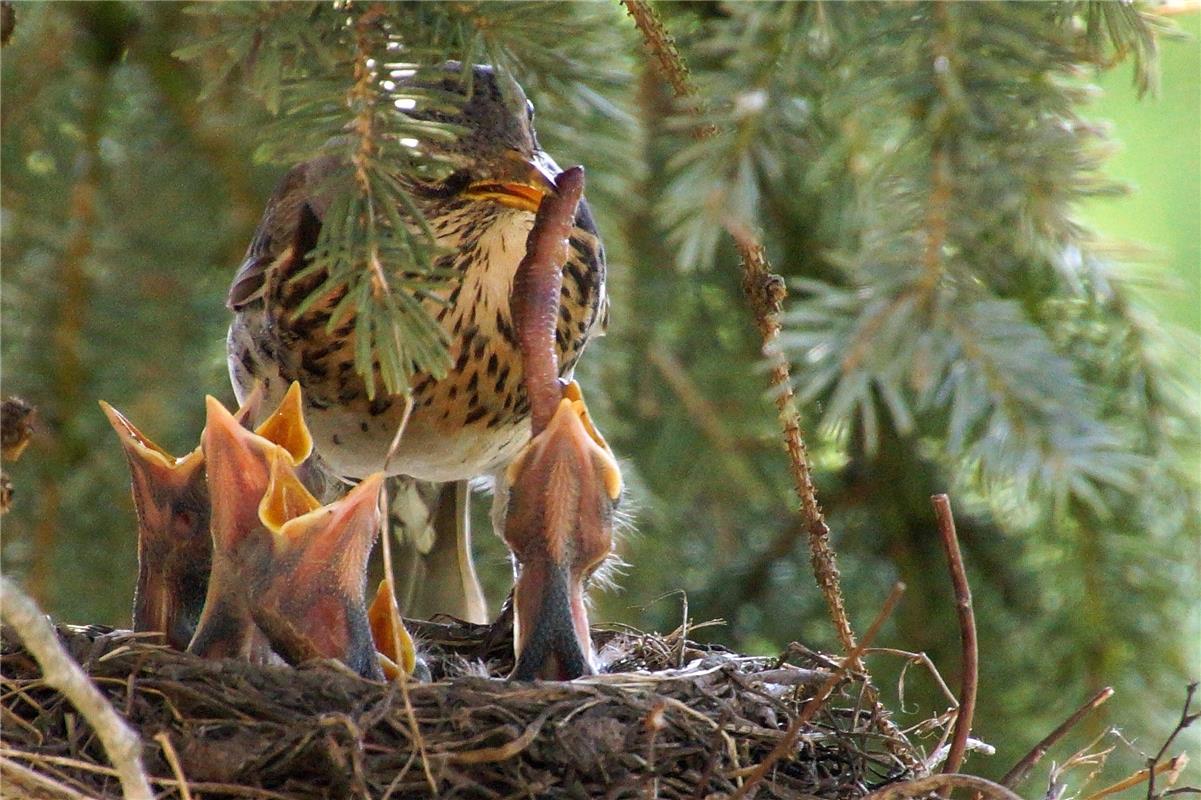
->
[1,2,1197,792]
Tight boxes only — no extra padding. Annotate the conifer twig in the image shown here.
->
[1001,686,1114,789]
[0,577,154,800]
[623,0,858,662]
[932,494,977,777]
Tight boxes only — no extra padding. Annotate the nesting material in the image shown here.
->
[1,620,927,799]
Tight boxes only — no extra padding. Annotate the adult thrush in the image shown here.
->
[227,64,607,624]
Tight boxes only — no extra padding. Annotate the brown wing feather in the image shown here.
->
[227,156,343,311]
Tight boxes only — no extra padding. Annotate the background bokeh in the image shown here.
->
[2,3,1197,791]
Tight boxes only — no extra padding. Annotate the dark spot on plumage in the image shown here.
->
[464,406,487,425]
[448,385,459,400]
[307,342,336,360]
[360,422,369,433]
[339,361,355,374]
[301,353,328,379]
[496,315,517,346]
[486,352,499,376]
[240,348,255,375]
[338,386,359,404]
[472,337,486,361]
[466,371,479,394]
[559,303,571,322]
[555,329,566,351]
[454,348,470,371]
[514,396,530,416]
[335,322,354,338]
[310,395,330,410]
[369,395,393,416]
[332,434,342,446]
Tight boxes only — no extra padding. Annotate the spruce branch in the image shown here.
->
[625,0,858,661]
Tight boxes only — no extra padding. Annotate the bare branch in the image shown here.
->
[1001,686,1114,789]
[932,494,977,777]
[622,0,858,662]
[0,577,153,800]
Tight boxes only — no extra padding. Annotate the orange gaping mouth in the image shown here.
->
[463,181,547,214]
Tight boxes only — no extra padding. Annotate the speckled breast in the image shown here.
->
[228,199,606,483]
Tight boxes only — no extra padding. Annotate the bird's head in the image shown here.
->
[100,400,210,650]
[402,62,558,215]
[503,385,621,680]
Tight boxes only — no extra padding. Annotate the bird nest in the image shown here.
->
[0,620,929,799]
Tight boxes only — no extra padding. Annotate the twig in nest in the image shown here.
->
[932,494,977,777]
[622,0,857,663]
[153,732,193,800]
[1001,686,1114,789]
[862,773,1024,800]
[0,577,154,800]
[1147,681,1198,800]
[1083,754,1190,800]
[728,581,906,800]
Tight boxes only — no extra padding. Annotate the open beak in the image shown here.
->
[201,395,279,548]
[463,151,558,214]
[252,382,313,465]
[187,396,283,662]
[100,401,210,650]
[369,577,419,680]
[250,467,386,680]
[504,391,621,680]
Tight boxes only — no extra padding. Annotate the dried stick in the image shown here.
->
[862,773,1025,800]
[1083,754,1190,800]
[511,166,586,435]
[623,0,857,662]
[1001,686,1114,789]
[728,581,906,800]
[932,494,977,777]
[1147,682,1198,800]
[0,577,153,800]
[154,732,193,800]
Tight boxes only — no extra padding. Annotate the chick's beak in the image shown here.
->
[511,559,594,681]
[463,151,558,214]
[202,396,279,550]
